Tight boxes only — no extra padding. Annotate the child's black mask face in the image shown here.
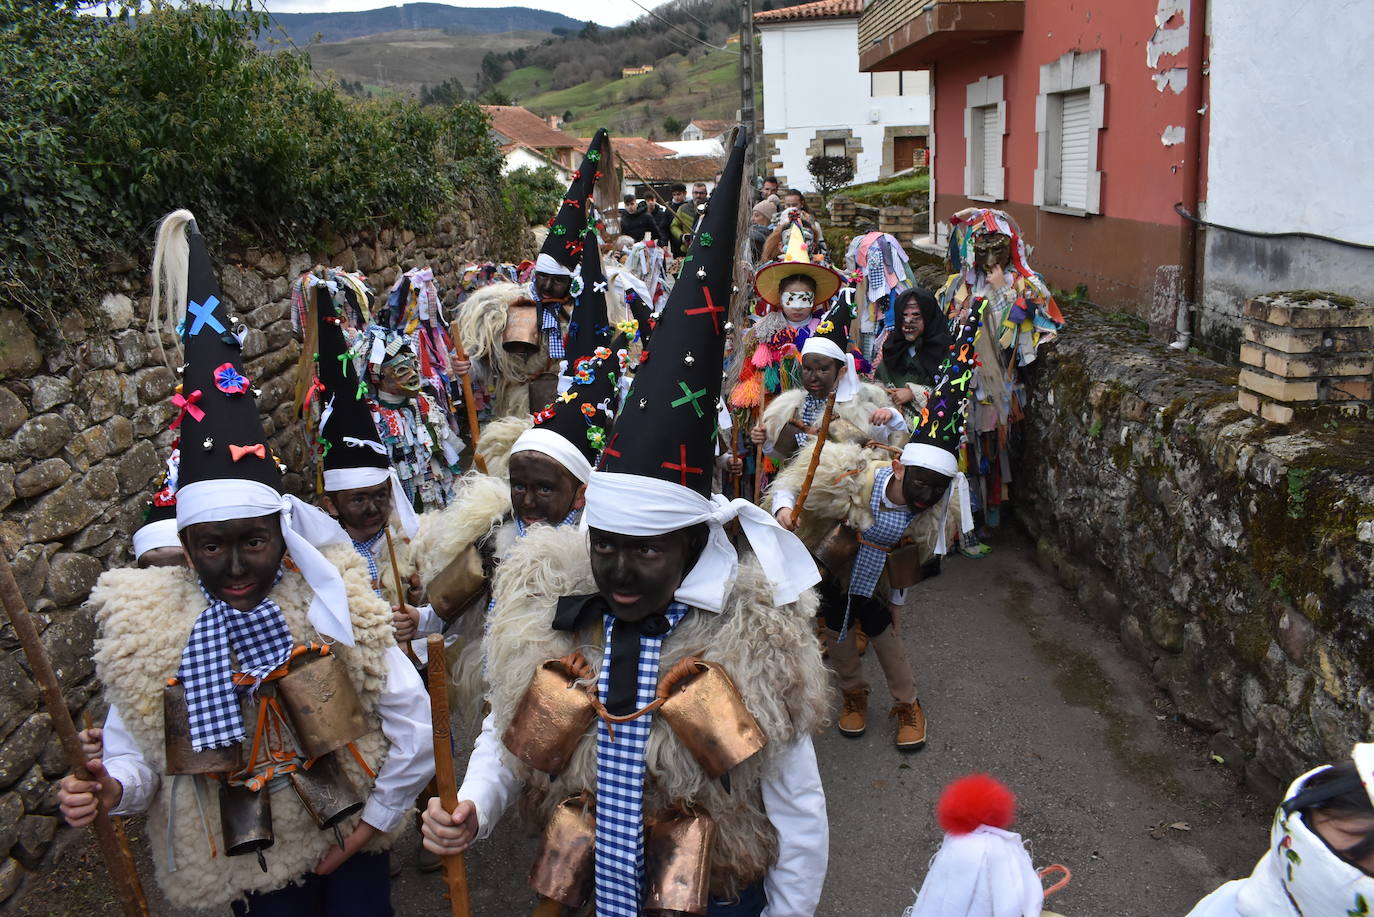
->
[588,527,698,623]
[800,352,843,396]
[902,466,952,512]
[509,451,583,527]
[182,516,285,612]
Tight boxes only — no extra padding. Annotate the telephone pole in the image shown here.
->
[739,0,759,188]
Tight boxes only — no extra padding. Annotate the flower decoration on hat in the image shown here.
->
[213,362,250,395]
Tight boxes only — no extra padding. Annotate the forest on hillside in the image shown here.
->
[476,0,810,94]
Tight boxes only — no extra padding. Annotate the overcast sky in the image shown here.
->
[259,0,674,27]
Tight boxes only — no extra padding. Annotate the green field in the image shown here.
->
[497,46,752,140]
[305,28,550,96]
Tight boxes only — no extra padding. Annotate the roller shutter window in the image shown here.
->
[979,105,999,197]
[1056,89,1091,210]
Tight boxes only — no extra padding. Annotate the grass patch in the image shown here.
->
[496,65,554,99]
[840,173,931,206]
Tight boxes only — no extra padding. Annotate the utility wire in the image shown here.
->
[624,0,737,53]
[249,0,333,90]
[659,0,719,31]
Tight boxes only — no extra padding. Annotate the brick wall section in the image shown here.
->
[1016,306,1374,800]
[0,209,526,902]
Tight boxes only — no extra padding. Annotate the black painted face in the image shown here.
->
[533,271,572,303]
[325,480,392,541]
[137,546,187,568]
[588,527,699,622]
[800,352,844,396]
[182,515,286,612]
[901,465,953,513]
[509,451,584,527]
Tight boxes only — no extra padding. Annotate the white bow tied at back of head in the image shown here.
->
[585,471,820,612]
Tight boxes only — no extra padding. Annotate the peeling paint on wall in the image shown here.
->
[1148,0,1189,67]
[1161,125,1186,146]
[1153,67,1188,93]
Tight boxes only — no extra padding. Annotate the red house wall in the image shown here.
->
[929,0,1198,316]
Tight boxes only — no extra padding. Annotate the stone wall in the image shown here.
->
[1017,306,1374,800]
[0,209,527,903]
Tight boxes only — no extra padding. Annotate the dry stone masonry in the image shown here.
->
[1018,306,1374,800]
[0,209,524,904]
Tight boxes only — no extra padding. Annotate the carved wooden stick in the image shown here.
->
[448,323,487,474]
[0,553,149,917]
[427,634,471,917]
[790,388,838,527]
[385,527,422,666]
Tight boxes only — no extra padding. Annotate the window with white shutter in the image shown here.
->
[964,76,1005,201]
[1034,50,1105,215]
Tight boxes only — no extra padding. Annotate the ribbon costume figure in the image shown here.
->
[58,211,434,914]
[454,131,619,422]
[768,301,985,751]
[421,132,832,917]
[937,208,1064,547]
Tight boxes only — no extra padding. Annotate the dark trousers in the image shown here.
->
[707,879,767,917]
[230,851,392,917]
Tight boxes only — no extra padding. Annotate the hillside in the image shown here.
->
[261,3,583,46]
[307,28,552,96]
[498,44,752,140]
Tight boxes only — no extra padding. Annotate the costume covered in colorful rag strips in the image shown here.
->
[86,210,433,913]
[845,231,918,360]
[937,208,1064,529]
[728,224,850,492]
[1186,743,1374,917]
[454,131,832,917]
[292,266,468,511]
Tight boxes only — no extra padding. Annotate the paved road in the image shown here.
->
[27,527,1269,916]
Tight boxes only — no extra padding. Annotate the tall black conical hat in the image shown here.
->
[909,298,987,456]
[176,223,281,493]
[811,296,853,352]
[597,131,745,497]
[314,281,389,475]
[532,227,625,466]
[539,129,610,272]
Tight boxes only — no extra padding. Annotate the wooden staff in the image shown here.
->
[82,711,139,880]
[0,553,149,917]
[790,388,838,527]
[448,323,487,475]
[426,634,471,917]
[385,526,422,667]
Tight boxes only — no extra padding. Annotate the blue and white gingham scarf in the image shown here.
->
[594,602,688,917]
[795,394,827,448]
[513,507,582,539]
[177,572,292,752]
[528,283,567,361]
[351,529,386,596]
[848,466,913,609]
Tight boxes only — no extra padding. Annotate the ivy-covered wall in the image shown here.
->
[1017,306,1374,798]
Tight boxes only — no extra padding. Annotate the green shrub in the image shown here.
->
[501,167,565,227]
[0,0,520,327]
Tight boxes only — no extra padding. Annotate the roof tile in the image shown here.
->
[755,0,862,24]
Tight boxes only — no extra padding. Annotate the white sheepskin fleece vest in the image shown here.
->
[89,544,403,910]
[386,470,512,600]
[769,447,949,580]
[484,525,830,899]
[761,382,899,448]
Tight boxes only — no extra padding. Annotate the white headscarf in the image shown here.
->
[535,252,573,277]
[510,427,593,483]
[176,479,355,645]
[584,471,819,612]
[908,825,1043,917]
[799,335,860,403]
[899,443,974,555]
[132,518,181,561]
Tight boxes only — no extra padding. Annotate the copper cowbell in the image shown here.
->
[164,680,245,775]
[219,780,273,870]
[289,750,365,831]
[813,523,859,580]
[658,660,766,779]
[426,543,487,624]
[644,806,717,915]
[502,300,541,354]
[273,649,368,759]
[502,657,597,775]
[884,542,925,590]
[528,794,596,908]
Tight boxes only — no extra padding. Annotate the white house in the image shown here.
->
[757,0,930,192]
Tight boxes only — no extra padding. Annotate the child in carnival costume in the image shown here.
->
[728,224,848,495]
[768,301,985,751]
[58,211,434,915]
[937,208,1064,555]
[420,132,832,917]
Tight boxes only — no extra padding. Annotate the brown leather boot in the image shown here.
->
[890,700,927,751]
[838,688,869,737]
[854,625,869,656]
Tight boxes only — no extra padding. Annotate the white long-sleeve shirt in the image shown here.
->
[457,712,829,916]
[104,647,434,833]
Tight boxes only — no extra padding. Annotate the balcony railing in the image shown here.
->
[859,0,1024,71]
